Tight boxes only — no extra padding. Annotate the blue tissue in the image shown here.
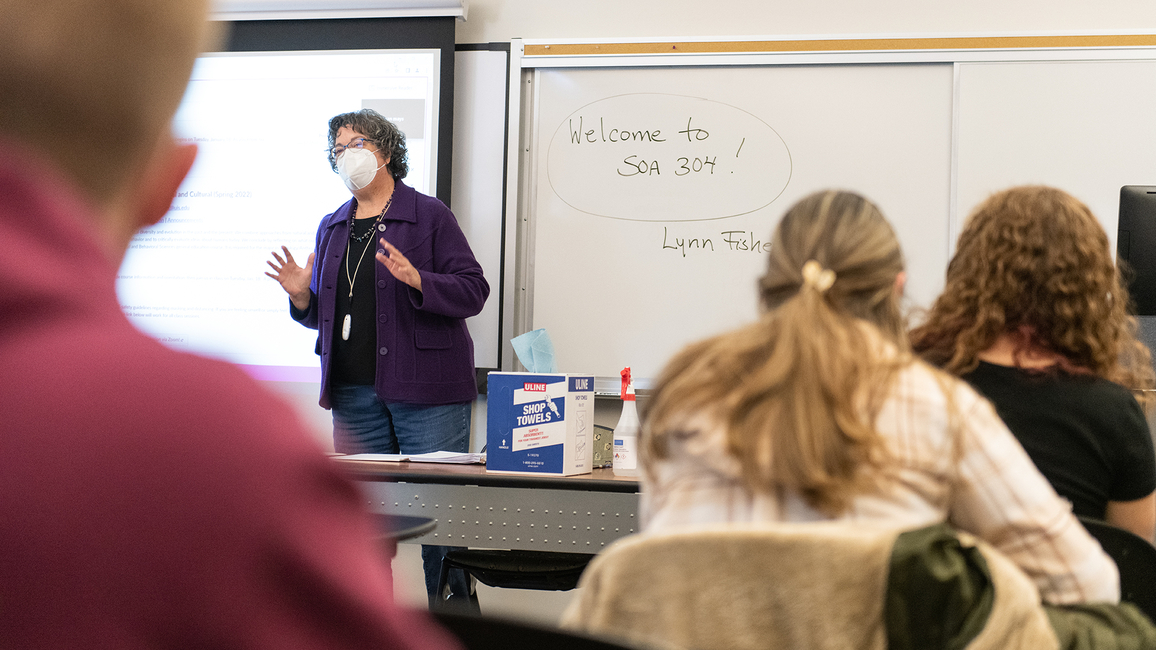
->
[511,328,558,373]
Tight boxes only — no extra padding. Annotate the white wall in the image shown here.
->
[456,0,1156,44]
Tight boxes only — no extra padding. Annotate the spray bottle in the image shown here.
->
[612,367,640,477]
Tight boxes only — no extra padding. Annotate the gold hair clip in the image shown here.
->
[801,260,836,293]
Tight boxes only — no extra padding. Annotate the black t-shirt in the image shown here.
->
[330,216,381,386]
[961,361,1156,518]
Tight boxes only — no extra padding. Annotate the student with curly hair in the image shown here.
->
[911,185,1156,541]
[642,189,1119,605]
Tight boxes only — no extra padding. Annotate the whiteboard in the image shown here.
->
[527,64,954,380]
[955,60,1156,254]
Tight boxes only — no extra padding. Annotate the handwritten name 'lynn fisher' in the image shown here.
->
[661,226,772,258]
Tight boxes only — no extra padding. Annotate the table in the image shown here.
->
[370,513,438,559]
[372,514,438,542]
[335,459,641,553]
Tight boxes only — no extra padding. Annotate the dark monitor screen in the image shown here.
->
[1118,185,1156,315]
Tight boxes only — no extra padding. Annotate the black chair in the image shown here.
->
[434,549,595,610]
[433,611,641,650]
[1078,515,1156,621]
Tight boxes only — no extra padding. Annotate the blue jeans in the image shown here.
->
[330,385,472,455]
[330,383,478,612]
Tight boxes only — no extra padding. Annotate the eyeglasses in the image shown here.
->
[330,137,373,157]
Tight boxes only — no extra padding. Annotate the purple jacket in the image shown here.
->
[294,180,489,407]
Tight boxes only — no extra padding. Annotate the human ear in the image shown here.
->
[894,271,907,295]
[136,139,198,228]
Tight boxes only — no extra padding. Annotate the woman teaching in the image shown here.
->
[267,108,488,453]
[266,109,488,608]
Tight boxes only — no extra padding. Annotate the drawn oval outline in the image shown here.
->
[546,93,792,222]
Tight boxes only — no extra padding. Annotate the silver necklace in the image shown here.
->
[341,195,393,341]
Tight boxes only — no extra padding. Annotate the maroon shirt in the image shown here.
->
[0,142,459,649]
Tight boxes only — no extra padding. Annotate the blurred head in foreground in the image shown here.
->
[0,0,213,256]
[0,4,463,649]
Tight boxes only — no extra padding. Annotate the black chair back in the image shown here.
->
[433,612,641,650]
[1078,516,1156,621]
[433,549,595,612]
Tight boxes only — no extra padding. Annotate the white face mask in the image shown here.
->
[336,147,386,192]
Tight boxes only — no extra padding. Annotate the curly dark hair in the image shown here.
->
[326,108,408,180]
[911,185,1153,395]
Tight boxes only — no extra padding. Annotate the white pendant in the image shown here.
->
[341,313,351,341]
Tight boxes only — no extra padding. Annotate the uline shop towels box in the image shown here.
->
[487,372,594,475]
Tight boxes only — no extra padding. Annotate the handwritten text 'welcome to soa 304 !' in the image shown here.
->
[546,94,792,223]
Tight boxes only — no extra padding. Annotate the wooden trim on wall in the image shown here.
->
[523,34,1156,57]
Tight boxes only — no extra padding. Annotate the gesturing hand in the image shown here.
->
[375,238,422,292]
[265,246,315,310]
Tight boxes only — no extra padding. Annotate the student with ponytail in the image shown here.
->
[640,190,1118,605]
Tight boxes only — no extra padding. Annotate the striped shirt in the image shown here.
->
[642,360,1119,605]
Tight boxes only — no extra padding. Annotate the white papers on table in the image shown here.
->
[341,453,410,462]
[409,451,487,464]
[341,451,487,465]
